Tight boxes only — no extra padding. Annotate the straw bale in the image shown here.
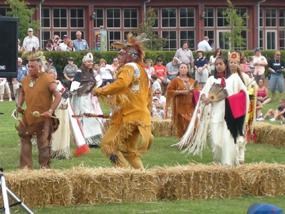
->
[254,122,285,146]
[236,163,285,196]
[151,164,242,200]
[151,119,174,137]
[1,169,72,208]
[65,167,159,205]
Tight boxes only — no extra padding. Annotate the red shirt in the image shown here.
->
[153,64,166,80]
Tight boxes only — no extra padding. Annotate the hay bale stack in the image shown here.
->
[151,119,174,136]
[254,122,285,146]
[152,164,242,200]
[66,167,158,204]
[2,169,72,207]
[236,163,285,196]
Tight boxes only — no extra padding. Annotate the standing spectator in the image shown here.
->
[268,50,285,97]
[209,48,222,75]
[57,35,70,51]
[197,36,213,52]
[52,34,61,50]
[166,63,199,138]
[240,56,251,77]
[63,57,78,89]
[166,57,181,81]
[73,31,89,51]
[194,49,209,88]
[18,39,22,52]
[22,28,39,52]
[174,41,194,71]
[252,48,268,83]
[0,78,12,101]
[13,57,28,101]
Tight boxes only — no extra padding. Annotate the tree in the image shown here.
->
[224,0,247,50]
[137,8,165,50]
[5,0,39,41]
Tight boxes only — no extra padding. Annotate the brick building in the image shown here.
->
[0,0,284,51]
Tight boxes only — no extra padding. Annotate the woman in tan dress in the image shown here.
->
[166,63,199,138]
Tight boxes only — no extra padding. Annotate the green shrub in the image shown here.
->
[19,50,283,78]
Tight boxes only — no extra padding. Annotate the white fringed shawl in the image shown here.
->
[173,98,211,156]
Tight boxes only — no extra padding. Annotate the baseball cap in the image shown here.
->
[67,57,74,61]
[28,28,33,32]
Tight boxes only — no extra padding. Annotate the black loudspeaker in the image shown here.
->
[0,16,18,78]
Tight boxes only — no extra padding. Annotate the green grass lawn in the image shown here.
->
[1,100,285,213]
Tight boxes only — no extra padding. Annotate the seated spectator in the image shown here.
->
[264,98,285,122]
[98,58,113,86]
[45,39,55,51]
[166,57,181,81]
[151,75,162,93]
[152,88,166,119]
[153,57,167,83]
[144,58,155,80]
[256,78,271,105]
[152,97,165,119]
[63,57,79,89]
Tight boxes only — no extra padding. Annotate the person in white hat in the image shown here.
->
[69,52,104,156]
[22,28,39,52]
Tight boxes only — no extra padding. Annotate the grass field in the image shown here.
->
[1,99,285,213]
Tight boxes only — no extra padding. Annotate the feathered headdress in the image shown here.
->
[112,33,149,63]
[24,50,46,63]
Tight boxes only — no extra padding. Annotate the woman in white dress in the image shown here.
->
[47,68,71,159]
[177,56,249,166]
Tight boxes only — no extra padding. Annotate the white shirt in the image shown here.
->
[22,35,39,52]
[252,55,268,76]
[99,65,113,80]
[197,40,212,52]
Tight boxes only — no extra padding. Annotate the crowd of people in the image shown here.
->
[2,27,285,169]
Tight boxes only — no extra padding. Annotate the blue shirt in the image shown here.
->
[73,39,89,51]
[17,66,27,82]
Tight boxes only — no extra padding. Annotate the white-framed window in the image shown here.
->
[42,8,50,28]
[53,8,67,28]
[162,31,177,50]
[279,9,285,26]
[93,8,104,28]
[107,8,121,28]
[70,8,84,28]
[42,31,51,48]
[0,7,8,16]
[265,30,277,49]
[204,8,214,27]
[108,31,121,50]
[124,8,138,28]
[217,8,228,27]
[280,30,285,50]
[179,8,195,27]
[265,9,277,27]
[180,31,195,49]
[161,8,176,28]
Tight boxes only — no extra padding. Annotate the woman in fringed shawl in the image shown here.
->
[166,63,199,138]
[176,56,249,166]
[70,52,104,156]
[92,33,152,169]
